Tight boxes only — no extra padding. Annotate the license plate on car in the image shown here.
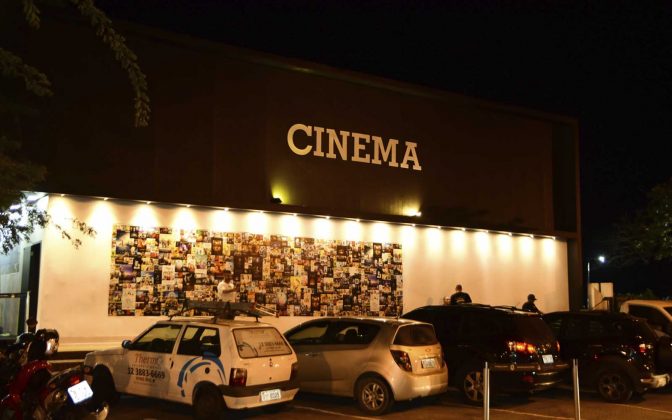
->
[542,354,554,364]
[67,380,93,404]
[260,389,281,402]
[421,358,437,369]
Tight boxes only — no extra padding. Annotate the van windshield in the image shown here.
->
[233,327,292,358]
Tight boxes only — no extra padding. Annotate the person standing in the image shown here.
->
[522,294,541,313]
[449,284,472,305]
[217,276,237,302]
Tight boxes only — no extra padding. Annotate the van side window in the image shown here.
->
[177,326,221,357]
[132,324,182,353]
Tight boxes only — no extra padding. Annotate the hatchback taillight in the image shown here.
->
[290,362,299,380]
[390,350,413,372]
[229,368,247,386]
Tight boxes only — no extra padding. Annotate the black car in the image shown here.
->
[403,304,568,403]
[543,311,672,403]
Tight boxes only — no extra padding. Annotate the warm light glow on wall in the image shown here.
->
[424,226,443,255]
[312,217,333,239]
[280,214,301,237]
[48,196,73,225]
[210,210,233,232]
[270,181,291,205]
[496,233,513,260]
[450,229,467,257]
[400,225,416,249]
[474,231,491,258]
[86,201,115,232]
[542,238,556,263]
[344,220,363,241]
[130,204,159,230]
[371,222,392,243]
[519,235,535,260]
[172,208,197,231]
[246,211,268,234]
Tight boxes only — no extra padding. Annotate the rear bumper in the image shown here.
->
[489,362,569,393]
[391,365,449,401]
[642,373,670,389]
[218,378,299,409]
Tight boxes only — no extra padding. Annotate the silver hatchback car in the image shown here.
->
[285,317,448,415]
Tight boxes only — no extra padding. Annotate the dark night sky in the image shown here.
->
[98,0,672,294]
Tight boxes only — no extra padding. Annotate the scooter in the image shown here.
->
[0,330,108,420]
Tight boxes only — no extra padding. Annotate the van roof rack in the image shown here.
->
[170,300,277,321]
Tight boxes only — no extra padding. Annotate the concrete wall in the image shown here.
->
[39,195,569,349]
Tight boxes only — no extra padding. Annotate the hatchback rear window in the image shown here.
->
[393,324,438,346]
[233,327,292,358]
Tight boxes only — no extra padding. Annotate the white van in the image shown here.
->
[83,317,298,419]
[620,300,672,336]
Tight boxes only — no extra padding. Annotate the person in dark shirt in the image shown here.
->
[522,294,542,313]
[449,284,472,305]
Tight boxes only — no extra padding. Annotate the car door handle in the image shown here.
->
[304,352,319,357]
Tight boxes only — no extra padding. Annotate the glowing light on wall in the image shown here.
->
[424,226,443,255]
[130,204,159,230]
[542,238,556,263]
[86,201,115,232]
[344,220,363,241]
[371,222,392,243]
[400,225,416,249]
[474,231,491,258]
[450,229,467,257]
[312,217,333,239]
[211,210,233,232]
[280,214,301,237]
[246,211,268,234]
[496,233,513,260]
[172,208,197,231]
[519,235,535,260]
[48,197,73,225]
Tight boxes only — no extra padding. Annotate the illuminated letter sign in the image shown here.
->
[287,123,422,171]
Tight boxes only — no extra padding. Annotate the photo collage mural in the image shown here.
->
[109,225,403,317]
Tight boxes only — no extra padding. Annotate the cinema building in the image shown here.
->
[0,20,581,349]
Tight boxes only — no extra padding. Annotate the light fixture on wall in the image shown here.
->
[271,197,282,204]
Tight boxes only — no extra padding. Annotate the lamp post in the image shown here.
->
[586,254,606,309]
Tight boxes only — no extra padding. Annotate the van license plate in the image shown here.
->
[542,355,554,364]
[260,389,281,402]
[421,358,436,369]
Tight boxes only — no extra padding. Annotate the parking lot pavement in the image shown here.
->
[107,387,672,419]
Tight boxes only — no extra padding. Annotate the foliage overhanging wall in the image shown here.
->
[109,225,403,317]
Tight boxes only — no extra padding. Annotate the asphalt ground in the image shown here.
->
[105,386,672,420]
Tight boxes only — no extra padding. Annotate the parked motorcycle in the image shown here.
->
[0,330,108,420]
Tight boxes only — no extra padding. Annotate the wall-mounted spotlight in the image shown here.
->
[271,197,282,204]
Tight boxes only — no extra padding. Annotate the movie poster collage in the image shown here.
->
[109,224,403,317]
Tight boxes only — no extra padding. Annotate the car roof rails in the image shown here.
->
[170,300,277,321]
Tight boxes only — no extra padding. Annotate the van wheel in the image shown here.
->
[596,368,633,403]
[91,367,119,406]
[458,366,484,405]
[355,375,393,415]
[193,385,224,420]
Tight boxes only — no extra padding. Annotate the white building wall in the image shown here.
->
[39,195,569,349]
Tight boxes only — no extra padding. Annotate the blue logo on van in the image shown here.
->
[176,352,225,397]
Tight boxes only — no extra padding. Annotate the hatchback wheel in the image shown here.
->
[596,369,633,403]
[91,367,119,406]
[193,386,224,420]
[355,376,393,415]
[458,367,484,404]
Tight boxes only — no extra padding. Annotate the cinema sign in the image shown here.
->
[287,123,422,171]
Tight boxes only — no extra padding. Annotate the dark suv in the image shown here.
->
[403,304,568,403]
[543,311,671,402]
